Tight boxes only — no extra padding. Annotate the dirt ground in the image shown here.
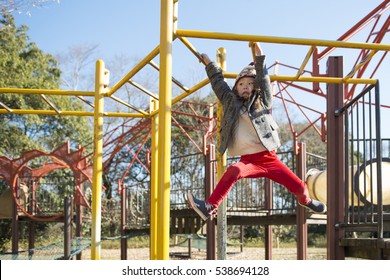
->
[81,246,327,260]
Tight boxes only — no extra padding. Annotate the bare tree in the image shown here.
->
[106,53,158,110]
[55,43,99,91]
[0,0,59,15]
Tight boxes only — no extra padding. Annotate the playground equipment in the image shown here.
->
[307,159,390,205]
[0,183,28,218]
[1,1,390,260]
[0,142,92,221]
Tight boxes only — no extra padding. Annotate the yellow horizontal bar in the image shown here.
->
[222,72,377,84]
[150,72,375,119]
[0,109,94,116]
[0,109,148,118]
[280,76,377,85]
[176,29,390,51]
[0,88,94,96]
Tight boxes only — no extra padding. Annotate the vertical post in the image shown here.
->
[264,178,273,260]
[216,47,227,260]
[205,144,216,260]
[374,82,383,239]
[28,180,36,259]
[296,142,308,260]
[91,59,108,260]
[11,180,19,254]
[240,225,244,253]
[264,58,278,260]
[157,0,173,260]
[120,182,127,260]
[188,238,192,258]
[75,180,83,260]
[326,56,345,260]
[64,196,72,260]
[312,47,320,92]
[150,99,159,260]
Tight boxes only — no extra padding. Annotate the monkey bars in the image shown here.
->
[1,0,389,260]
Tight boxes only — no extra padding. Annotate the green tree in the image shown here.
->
[0,14,94,252]
[278,122,327,157]
[0,14,92,158]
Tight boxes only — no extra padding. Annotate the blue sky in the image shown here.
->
[11,0,390,137]
[13,1,388,67]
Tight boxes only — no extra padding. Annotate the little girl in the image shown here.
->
[186,42,326,220]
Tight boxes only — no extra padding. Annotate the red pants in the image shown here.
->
[207,150,310,207]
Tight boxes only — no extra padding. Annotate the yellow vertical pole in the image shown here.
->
[91,60,108,260]
[150,98,159,260]
[216,48,228,260]
[157,0,173,260]
[216,48,227,177]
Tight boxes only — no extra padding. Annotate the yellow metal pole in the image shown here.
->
[221,73,377,84]
[176,29,390,51]
[107,45,160,97]
[296,46,316,78]
[156,0,173,260]
[0,88,94,96]
[216,48,227,177]
[216,48,228,259]
[0,109,94,116]
[150,98,159,260]
[91,60,108,260]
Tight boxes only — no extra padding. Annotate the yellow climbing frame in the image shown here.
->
[1,0,389,260]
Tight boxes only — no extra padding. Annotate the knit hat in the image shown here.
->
[233,62,256,89]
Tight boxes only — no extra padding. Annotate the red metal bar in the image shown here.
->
[318,1,390,60]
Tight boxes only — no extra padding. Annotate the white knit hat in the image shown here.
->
[233,63,256,89]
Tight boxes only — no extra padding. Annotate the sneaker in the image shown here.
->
[299,199,327,214]
[185,191,216,221]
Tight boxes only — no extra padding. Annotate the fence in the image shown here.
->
[335,83,385,238]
